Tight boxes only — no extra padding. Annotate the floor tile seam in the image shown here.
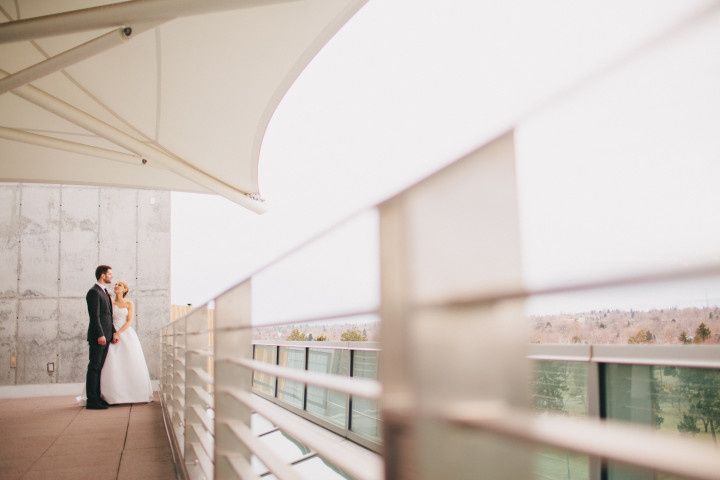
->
[115,403,133,479]
[18,404,84,479]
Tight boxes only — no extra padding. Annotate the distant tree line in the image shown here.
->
[286,327,367,342]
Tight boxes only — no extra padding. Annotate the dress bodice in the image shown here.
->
[112,304,129,328]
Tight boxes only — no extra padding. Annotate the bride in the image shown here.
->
[99,281,154,404]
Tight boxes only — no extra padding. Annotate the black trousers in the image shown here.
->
[86,339,109,405]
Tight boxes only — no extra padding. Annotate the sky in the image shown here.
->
[171,0,720,319]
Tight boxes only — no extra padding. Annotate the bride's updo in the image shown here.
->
[117,281,129,298]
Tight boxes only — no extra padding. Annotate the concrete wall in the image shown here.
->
[0,183,170,384]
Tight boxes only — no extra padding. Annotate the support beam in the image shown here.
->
[0,127,141,164]
[0,0,295,44]
[0,23,160,95]
[0,69,266,213]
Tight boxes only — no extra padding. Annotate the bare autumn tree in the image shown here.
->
[287,328,306,341]
[340,327,367,342]
[628,329,655,344]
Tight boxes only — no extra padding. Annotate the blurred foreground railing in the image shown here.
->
[160,133,720,480]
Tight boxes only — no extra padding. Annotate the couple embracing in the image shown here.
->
[80,265,153,409]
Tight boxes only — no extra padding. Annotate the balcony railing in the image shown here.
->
[161,133,720,480]
[250,340,382,452]
[162,322,720,480]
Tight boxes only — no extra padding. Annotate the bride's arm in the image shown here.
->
[117,302,134,335]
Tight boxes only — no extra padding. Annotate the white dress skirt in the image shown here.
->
[99,304,154,404]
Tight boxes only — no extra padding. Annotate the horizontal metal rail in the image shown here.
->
[189,404,213,434]
[215,307,379,334]
[217,356,382,400]
[186,349,213,357]
[189,423,213,460]
[187,367,213,385]
[219,452,260,480]
[217,388,384,480]
[441,400,720,480]
[188,386,212,408]
[187,441,213,480]
[528,344,720,369]
[224,419,302,480]
[253,339,380,351]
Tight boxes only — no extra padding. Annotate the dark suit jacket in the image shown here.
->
[86,285,116,342]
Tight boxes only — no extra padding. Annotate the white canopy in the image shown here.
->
[0,0,366,213]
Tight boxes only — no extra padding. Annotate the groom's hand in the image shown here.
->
[97,336,107,346]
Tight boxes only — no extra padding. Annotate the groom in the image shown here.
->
[85,265,119,410]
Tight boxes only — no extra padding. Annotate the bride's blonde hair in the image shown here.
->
[116,281,129,298]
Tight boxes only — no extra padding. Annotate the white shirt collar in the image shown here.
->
[95,281,110,293]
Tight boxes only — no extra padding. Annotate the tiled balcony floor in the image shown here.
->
[0,395,176,480]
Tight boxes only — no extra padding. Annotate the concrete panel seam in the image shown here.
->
[14,185,21,385]
[57,187,63,365]
[135,189,139,330]
[97,188,101,263]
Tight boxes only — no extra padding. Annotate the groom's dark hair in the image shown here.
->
[95,265,112,280]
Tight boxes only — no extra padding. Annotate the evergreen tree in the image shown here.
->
[677,413,701,435]
[676,368,720,443]
[533,362,569,414]
[694,323,711,343]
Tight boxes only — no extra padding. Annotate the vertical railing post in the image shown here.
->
[379,132,532,479]
[161,325,173,410]
[213,280,253,478]
[172,317,187,459]
[184,308,214,480]
[348,348,355,434]
[587,349,603,480]
[303,346,309,412]
[274,345,280,398]
[597,361,609,480]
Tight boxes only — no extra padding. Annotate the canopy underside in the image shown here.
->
[0,0,367,213]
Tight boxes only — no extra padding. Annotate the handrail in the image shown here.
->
[166,261,720,336]
[214,307,379,334]
[528,344,720,369]
[253,339,381,351]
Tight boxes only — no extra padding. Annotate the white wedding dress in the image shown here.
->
[100,304,154,404]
